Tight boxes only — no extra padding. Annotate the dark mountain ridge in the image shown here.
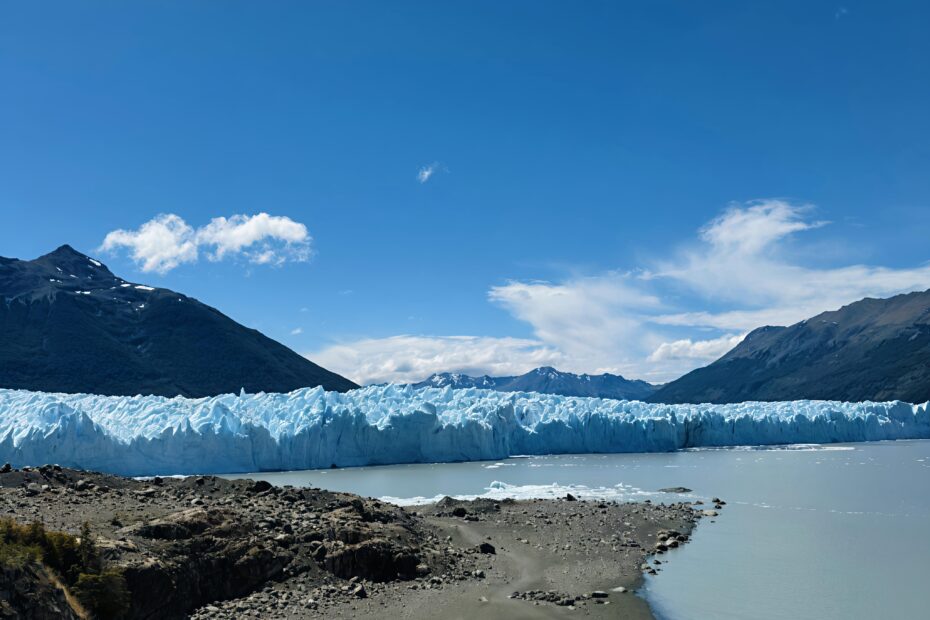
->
[412,366,658,401]
[649,289,930,404]
[0,245,357,397]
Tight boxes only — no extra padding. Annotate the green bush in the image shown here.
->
[73,569,131,620]
[0,518,130,619]
[42,529,81,580]
[0,539,41,567]
[0,518,44,568]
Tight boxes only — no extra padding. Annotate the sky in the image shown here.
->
[2,1,929,385]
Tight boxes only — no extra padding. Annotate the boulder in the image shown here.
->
[324,539,420,582]
[250,480,273,494]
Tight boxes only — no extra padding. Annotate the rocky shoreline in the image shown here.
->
[0,465,719,619]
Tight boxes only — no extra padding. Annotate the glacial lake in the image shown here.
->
[226,440,930,620]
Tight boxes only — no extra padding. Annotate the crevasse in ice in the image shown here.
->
[0,384,927,476]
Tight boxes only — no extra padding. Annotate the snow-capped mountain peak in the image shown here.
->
[411,367,657,401]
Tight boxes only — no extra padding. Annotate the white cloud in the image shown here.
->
[196,213,310,264]
[100,214,198,274]
[487,275,663,376]
[417,162,440,184]
[290,327,303,336]
[698,200,825,256]
[655,200,930,329]
[648,334,746,363]
[484,199,930,381]
[309,199,930,384]
[101,213,312,273]
[309,335,565,385]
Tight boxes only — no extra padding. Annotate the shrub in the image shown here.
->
[0,539,41,567]
[0,518,130,618]
[0,518,43,568]
[73,569,131,620]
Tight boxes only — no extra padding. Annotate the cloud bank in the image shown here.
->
[101,213,312,274]
[311,200,930,384]
[311,336,565,386]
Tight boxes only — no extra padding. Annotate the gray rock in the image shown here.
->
[250,480,273,494]
[477,542,496,554]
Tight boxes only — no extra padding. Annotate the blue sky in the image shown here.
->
[2,1,929,384]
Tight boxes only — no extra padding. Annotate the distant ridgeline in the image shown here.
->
[650,290,930,404]
[411,367,658,401]
[0,245,357,397]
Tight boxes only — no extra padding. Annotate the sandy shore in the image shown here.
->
[0,465,713,619]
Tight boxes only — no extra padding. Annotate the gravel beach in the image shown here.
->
[0,465,715,619]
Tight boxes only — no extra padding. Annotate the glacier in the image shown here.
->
[0,384,928,477]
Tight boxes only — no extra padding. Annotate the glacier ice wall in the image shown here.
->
[0,385,928,476]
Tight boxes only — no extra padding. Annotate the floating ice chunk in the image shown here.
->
[381,480,649,506]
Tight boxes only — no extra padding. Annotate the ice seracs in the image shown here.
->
[0,385,928,476]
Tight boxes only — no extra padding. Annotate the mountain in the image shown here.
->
[650,290,930,404]
[412,366,658,400]
[0,245,357,397]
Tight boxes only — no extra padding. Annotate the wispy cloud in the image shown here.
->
[290,327,303,336]
[417,162,442,184]
[101,213,312,274]
[488,275,664,376]
[652,200,930,330]
[487,199,930,381]
[317,199,930,385]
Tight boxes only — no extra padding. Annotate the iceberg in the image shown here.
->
[0,385,928,476]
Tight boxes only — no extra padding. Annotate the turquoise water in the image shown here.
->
[228,440,930,620]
